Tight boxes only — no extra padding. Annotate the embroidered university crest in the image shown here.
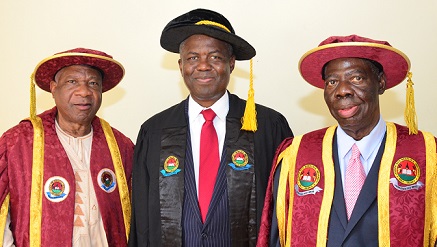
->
[295,164,323,196]
[44,176,70,202]
[390,157,424,191]
[228,150,252,171]
[161,156,181,177]
[97,168,117,193]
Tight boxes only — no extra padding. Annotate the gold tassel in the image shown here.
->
[241,59,257,132]
[30,74,37,119]
[404,72,418,135]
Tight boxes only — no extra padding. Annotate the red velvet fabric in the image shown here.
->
[289,129,326,246]
[388,124,428,246]
[34,48,124,92]
[299,34,410,89]
[0,107,133,246]
[257,125,433,246]
[257,136,295,246]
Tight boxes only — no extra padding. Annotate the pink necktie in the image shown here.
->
[344,144,366,220]
[199,109,220,223]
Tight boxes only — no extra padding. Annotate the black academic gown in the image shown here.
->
[129,93,292,247]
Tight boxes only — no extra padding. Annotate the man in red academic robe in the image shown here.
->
[0,48,134,246]
[257,35,437,247]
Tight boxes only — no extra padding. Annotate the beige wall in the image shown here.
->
[1,0,436,141]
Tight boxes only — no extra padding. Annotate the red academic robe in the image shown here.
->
[257,123,437,247]
[0,107,133,246]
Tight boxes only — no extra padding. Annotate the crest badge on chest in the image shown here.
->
[161,155,181,177]
[44,176,70,202]
[97,168,117,193]
[228,150,252,171]
[390,157,424,191]
[295,164,323,196]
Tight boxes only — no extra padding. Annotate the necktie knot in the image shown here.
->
[351,144,360,160]
[202,109,216,121]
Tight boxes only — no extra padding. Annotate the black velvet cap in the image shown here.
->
[160,8,256,60]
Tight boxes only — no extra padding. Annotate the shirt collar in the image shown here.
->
[55,119,93,139]
[188,92,229,122]
[337,116,386,160]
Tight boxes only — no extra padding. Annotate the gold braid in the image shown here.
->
[195,20,231,33]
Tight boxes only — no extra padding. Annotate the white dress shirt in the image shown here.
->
[188,92,229,196]
[336,116,386,190]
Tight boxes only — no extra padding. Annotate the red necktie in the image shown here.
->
[199,109,220,222]
[344,144,366,220]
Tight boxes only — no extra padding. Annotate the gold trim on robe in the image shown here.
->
[25,116,129,246]
[100,119,131,241]
[274,122,437,246]
[29,116,45,247]
[0,194,10,244]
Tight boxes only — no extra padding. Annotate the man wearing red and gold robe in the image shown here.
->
[0,48,133,246]
[257,35,437,247]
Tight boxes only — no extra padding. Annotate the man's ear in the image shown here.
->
[49,80,57,96]
[378,73,386,95]
[229,55,236,73]
[178,58,183,74]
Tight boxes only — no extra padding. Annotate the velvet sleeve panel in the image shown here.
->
[0,131,9,208]
[0,121,34,208]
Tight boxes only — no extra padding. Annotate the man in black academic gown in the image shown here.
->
[129,8,293,247]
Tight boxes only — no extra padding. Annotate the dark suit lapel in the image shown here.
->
[184,122,203,224]
[203,147,228,225]
[203,93,245,221]
[332,136,348,230]
[178,98,214,224]
[202,93,245,225]
[343,134,386,240]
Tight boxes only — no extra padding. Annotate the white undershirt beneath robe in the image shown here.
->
[55,121,108,247]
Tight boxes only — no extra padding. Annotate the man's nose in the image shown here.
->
[335,80,353,99]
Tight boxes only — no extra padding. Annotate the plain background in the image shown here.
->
[1,0,436,142]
